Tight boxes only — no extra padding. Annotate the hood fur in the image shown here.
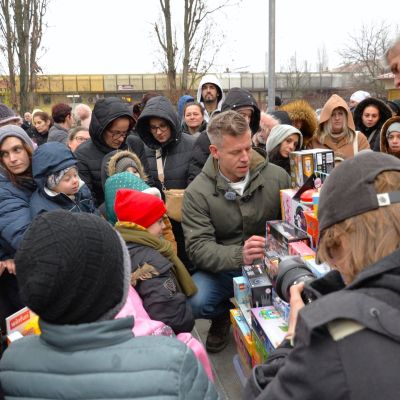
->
[380,115,400,155]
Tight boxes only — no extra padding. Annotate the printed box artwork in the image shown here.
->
[233,276,251,308]
[242,264,273,308]
[272,289,290,324]
[266,220,309,250]
[251,306,288,354]
[264,234,287,281]
[252,329,269,366]
[280,189,312,233]
[6,307,39,336]
[289,149,334,189]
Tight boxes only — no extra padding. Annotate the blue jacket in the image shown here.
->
[0,317,219,399]
[30,142,97,217]
[0,169,34,258]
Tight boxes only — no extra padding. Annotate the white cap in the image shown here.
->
[350,90,371,103]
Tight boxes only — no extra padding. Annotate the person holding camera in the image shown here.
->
[245,151,400,399]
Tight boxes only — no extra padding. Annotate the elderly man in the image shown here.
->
[182,110,290,352]
[386,36,400,89]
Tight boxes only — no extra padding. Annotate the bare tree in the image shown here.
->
[0,0,48,113]
[285,53,308,99]
[154,0,231,94]
[316,45,329,72]
[338,22,393,94]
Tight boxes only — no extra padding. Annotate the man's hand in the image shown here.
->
[287,282,305,338]
[4,259,16,275]
[243,235,266,265]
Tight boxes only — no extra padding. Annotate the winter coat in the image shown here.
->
[30,142,96,217]
[196,75,225,122]
[0,171,34,257]
[118,225,195,334]
[31,129,48,146]
[187,130,212,184]
[353,97,392,151]
[182,150,290,273]
[47,123,69,144]
[0,317,219,400]
[309,94,370,160]
[135,96,196,191]
[245,248,400,400]
[74,97,150,205]
[380,115,400,158]
[181,119,207,138]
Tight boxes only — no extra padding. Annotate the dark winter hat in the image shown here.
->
[115,157,138,174]
[269,110,292,125]
[15,210,131,325]
[0,125,35,150]
[115,188,166,228]
[0,104,21,126]
[318,151,400,232]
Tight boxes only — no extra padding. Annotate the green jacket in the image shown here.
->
[182,150,290,273]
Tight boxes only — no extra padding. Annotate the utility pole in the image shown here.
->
[267,0,276,112]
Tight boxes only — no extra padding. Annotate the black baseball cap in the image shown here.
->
[318,151,400,233]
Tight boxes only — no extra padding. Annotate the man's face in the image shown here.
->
[236,106,253,127]
[209,129,252,183]
[201,83,218,104]
[388,43,400,89]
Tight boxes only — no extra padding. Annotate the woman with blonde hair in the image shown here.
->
[308,94,370,161]
[246,151,400,399]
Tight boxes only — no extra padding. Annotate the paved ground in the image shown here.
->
[194,319,244,400]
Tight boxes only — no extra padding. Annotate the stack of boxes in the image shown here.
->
[231,149,334,377]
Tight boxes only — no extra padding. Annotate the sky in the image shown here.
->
[38,0,399,75]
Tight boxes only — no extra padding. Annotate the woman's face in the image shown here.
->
[149,117,171,144]
[103,117,130,149]
[33,116,50,134]
[0,137,30,175]
[362,105,380,128]
[279,134,299,158]
[330,108,346,133]
[388,131,400,153]
[184,105,204,131]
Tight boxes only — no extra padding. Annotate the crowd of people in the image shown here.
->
[0,36,399,399]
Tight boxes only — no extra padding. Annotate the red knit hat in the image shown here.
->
[115,189,166,228]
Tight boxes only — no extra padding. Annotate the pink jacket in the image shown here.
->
[116,286,213,382]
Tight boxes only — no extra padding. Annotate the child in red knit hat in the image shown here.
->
[114,189,197,334]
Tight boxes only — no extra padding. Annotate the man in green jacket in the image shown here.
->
[182,110,290,353]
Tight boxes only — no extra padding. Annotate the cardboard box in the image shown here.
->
[272,289,290,324]
[280,188,312,233]
[233,276,251,308]
[242,264,273,308]
[252,330,269,366]
[6,307,40,336]
[251,306,288,354]
[288,241,315,259]
[264,234,287,281]
[305,258,331,278]
[266,220,309,250]
[290,149,334,189]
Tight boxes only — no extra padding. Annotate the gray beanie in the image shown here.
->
[266,124,303,153]
[0,125,35,150]
[386,122,400,138]
[115,157,138,174]
[0,104,21,126]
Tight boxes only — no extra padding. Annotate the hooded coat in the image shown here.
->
[380,115,400,158]
[353,97,393,151]
[308,94,370,160]
[280,99,318,148]
[74,97,150,205]
[182,150,290,273]
[135,96,195,191]
[245,248,400,400]
[187,87,261,183]
[196,75,225,122]
[30,142,96,217]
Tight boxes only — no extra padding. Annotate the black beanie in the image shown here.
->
[15,210,128,325]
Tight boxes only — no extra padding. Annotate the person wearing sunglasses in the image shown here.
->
[74,97,151,207]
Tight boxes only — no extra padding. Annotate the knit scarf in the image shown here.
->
[115,221,197,297]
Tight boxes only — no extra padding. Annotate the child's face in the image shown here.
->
[53,167,79,195]
[147,217,165,238]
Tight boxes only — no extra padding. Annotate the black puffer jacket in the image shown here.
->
[74,97,150,205]
[135,96,195,191]
[245,248,400,400]
[187,87,261,183]
[354,97,392,151]
[127,242,194,334]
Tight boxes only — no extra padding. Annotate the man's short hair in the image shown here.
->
[208,110,249,146]
[51,103,72,123]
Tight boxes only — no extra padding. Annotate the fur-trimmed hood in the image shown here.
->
[354,97,393,133]
[280,99,318,143]
[380,115,400,156]
[101,149,147,189]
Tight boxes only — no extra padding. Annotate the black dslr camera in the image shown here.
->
[275,256,317,304]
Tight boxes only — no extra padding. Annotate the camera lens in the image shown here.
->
[275,256,316,303]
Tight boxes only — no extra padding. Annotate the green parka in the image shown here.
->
[182,150,290,273]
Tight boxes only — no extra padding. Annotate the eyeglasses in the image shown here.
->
[107,129,129,140]
[75,136,89,143]
[150,123,169,133]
